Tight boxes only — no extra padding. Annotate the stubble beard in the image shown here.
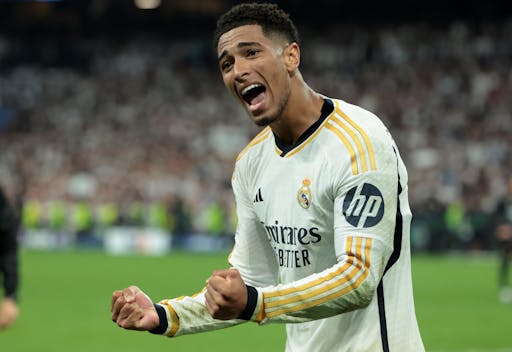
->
[254,115,277,127]
[252,86,290,127]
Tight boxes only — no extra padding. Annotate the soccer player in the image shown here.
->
[0,186,20,329]
[111,3,425,351]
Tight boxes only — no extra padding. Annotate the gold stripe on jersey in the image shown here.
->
[264,236,354,298]
[263,237,372,318]
[255,299,266,323]
[236,127,272,162]
[162,301,180,337]
[334,101,377,171]
[325,122,358,175]
[330,115,369,172]
[264,236,366,303]
[284,110,334,158]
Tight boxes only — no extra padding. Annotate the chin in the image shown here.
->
[253,115,276,127]
[249,110,277,127]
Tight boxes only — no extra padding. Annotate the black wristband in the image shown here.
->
[238,285,258,320]
[149,304,168,334]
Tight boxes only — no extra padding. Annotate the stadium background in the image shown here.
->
[0,0,511,351]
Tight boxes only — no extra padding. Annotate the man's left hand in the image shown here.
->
[205,268,247,320]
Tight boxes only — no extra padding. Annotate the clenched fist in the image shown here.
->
[205,269,247,320]
[111,285,159,331]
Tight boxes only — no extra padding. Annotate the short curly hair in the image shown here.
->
[213,3,300,49]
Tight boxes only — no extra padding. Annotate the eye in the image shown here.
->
[221,59,233,73]
[246,49,259,57]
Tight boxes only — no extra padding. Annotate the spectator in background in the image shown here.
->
[0,186,20,329]
[1,4,511,251]
[494,177,512,303]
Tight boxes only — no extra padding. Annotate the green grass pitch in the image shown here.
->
[1,250,511,351]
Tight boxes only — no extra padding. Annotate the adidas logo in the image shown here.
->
[253,188,264,203]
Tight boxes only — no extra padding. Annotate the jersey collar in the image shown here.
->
[274,98,334,157]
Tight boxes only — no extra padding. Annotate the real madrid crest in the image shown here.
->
[297,177,312,209]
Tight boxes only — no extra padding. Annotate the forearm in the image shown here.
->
[153,290,247,337]
[245,236,388,324]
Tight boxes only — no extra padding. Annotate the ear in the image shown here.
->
[283,42,300,72]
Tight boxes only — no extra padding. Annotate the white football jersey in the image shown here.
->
[156,98,424,352]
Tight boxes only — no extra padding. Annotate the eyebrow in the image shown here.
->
[218,41,262,62]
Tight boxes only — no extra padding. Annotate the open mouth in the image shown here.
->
[241,83,266,110]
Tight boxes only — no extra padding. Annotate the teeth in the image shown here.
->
[241,84,262,96]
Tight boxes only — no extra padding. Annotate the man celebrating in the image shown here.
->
[111,3,424,351]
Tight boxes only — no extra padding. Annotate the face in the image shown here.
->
[217,24,293,126]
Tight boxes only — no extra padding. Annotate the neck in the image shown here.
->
[270,76,324,146]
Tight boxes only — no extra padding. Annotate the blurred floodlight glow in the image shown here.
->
[134,0,161,10]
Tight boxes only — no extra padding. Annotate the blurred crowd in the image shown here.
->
[0,19,510,251]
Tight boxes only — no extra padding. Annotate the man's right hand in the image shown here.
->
[111,285,159,331]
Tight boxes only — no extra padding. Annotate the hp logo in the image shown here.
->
[342,183,384,228]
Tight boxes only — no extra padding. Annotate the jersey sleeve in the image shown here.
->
[243,125,400,324]
[228,162,279,287]
[152,161,278,337]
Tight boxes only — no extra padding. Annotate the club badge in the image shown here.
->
[297,177,312,209]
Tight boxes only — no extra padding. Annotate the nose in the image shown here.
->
[233,59,249,82]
